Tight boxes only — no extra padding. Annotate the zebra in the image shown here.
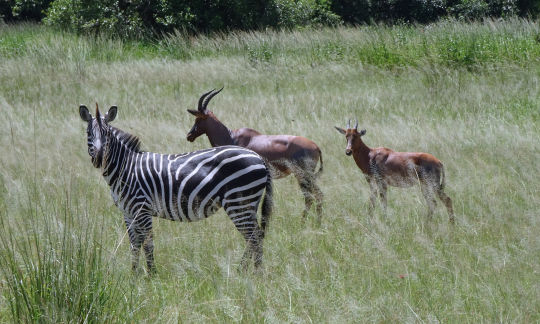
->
[79,104,273,273]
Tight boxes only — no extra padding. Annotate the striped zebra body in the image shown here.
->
[107,140,268,222]
[80,105,273,272]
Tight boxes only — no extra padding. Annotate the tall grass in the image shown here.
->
[0,169,133,322]
[2,19,540,67]
[0,19,539,322]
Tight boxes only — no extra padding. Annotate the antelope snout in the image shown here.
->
[345,149,352,156]
[186,133,195,142]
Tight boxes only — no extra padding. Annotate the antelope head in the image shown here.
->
[79,103,118,168]
[334,119,366,156]
[186,87,223,142]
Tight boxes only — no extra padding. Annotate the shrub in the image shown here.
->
[331,0,370,24]
[449,0,492,19]
[42,0,341,38]
[0,0,15,22]
[517,0,540,17]
[275,0,341,28]
[44,0,151,38]
[6,0,539,37]
[448,0,519,19]
[12,0,53,21]
[1,0,52,22]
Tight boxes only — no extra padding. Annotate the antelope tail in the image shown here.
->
[260,168,273,239]
[439,163,446,191]
[315,149,323,178]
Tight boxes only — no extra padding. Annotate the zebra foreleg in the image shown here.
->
[143,230,155,275]
[124,215,141,272]
[124,213,154,274]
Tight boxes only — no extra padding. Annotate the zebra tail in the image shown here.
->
[260,171,273,239]
[315,149,323,178]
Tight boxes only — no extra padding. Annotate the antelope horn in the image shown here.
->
[354,119,358,130]
[95,103,102,127]
[202,87,224,111]
[198,89,215,112]
[346,119,350,129]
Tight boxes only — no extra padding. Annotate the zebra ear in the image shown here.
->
[334,126,346,134]
[79,105,92,122]
[105,106,117,123]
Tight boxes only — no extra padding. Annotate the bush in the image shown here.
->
[369,0,447,23]
[1,0,52,22]
[43,0,340,38]
[0,0,15,22]
[4,0,539,37]
[44,0,152,38]
[275,0,341,28]
[331,0,536,25]
[449,0,490,19]
[12,0,53,21]
[517,0,540,17]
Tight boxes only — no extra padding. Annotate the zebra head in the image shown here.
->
[79,103,117,168]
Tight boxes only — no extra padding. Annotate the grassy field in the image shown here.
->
[0,19,539,322]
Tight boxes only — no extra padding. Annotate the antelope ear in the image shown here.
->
[187,109,201,116]
[359,129,366,136]
[105,106,117,123]
[334,126,346,134]
[79,105,92,122]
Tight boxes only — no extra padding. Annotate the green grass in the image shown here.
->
[0,20,539,322]
[2,19,540,67]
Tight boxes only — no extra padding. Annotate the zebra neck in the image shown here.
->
[102,129,140,187]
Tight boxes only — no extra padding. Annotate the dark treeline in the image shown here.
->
[1,0,539,38]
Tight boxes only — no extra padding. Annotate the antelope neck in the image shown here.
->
[206,119,235,147]
[352,138,372,175]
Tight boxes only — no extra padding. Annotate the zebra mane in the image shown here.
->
[110,126,142,153]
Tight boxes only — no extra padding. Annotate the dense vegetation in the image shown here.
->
[0,20,539,322]
[1,0,540,37]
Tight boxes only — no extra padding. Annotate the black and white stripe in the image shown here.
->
[80,105,273,272]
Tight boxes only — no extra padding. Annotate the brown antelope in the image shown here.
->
[186,88,324,222]
[335,119,454,223]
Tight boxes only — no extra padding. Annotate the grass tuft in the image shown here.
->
[0,177,134,323]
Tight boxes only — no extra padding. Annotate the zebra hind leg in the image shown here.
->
[228,208,264,271]
[241,228,263,270]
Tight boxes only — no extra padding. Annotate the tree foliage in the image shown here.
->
[1,0,539,37]
[1,0,53,22]
[41,0,339,38]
